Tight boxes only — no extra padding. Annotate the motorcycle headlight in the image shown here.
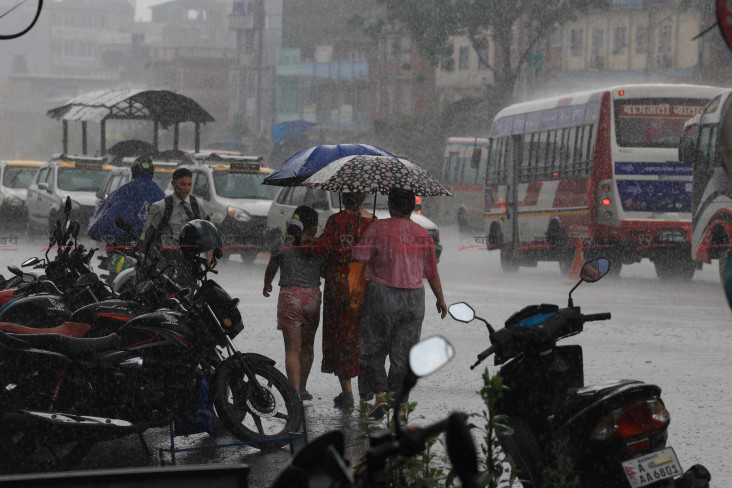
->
[3,194,22,206]
[227,207,251,223]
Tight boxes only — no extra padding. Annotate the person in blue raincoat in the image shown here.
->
[87,157,165,243]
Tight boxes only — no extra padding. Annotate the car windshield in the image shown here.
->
[614,98,707,148]
[57,168,111,192]
[329,192,389,209]
[2,167,37,189]
[213,172,280,199]
[152,171,173,191]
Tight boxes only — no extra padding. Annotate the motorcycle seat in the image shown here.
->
[5,332,122,359]
[0,321,91,338]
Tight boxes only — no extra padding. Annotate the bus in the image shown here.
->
[484,84,721,279]
[434,137,490,231]
[680,90,732,281]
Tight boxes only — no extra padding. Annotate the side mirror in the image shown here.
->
[7,266,23,277]
[580,258,610,283]
[38,182,49,192]
[22,257,41,267]
[408,335,455,378]
[64,197,72,214]
[448,302,475,323]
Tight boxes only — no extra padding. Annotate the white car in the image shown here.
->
[0,160,44,225]
[26,156,113,234]
[266,187,442,260]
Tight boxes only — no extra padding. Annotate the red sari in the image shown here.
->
[317,209,375,379]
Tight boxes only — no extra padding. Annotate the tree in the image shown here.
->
[376,0,611,103]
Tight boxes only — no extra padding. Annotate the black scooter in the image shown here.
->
[448,258,711,488]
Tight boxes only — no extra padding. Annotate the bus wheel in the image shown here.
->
[655,258,695,281]
[720,250,729,284]
[240,249,259,264]
[500,245,519,273]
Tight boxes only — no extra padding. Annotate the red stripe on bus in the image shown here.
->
[444,183,483,193]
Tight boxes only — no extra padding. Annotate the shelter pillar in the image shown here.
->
[100,120,106,156]
[62,120,68,155]
[173,123,179,150]
[195,123,201,153]
[153,120,159,151]
[82,121,88,155]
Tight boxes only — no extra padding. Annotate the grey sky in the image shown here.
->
[135,0,169,22]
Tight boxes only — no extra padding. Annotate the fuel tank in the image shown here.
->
[70,299,144,338]
[0,295,70,328]
[118,310,196,352]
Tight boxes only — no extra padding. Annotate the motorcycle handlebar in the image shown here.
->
[470,345,495,370]
[583,312,611,322]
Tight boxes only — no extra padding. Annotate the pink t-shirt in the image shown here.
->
[352,217,438,289]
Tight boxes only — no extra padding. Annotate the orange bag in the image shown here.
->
[348,261,367,313]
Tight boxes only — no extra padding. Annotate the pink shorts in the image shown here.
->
[277,286,322,332]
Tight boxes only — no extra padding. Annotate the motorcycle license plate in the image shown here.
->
[622,447,683,488]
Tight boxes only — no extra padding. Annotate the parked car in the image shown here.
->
[26,155,114,235]
[173,153,279,262]
[0,160,44,226]
[266,188,443,260]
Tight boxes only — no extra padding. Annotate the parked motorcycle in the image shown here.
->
[272,335,477,488]
[448,258,711,488]
[0,223,301,474]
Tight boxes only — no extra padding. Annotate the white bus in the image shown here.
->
[680,90,732,281]
[484,84,720,279]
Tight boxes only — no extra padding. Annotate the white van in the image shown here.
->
[267,187,443,260]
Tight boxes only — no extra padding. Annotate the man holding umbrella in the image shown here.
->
[352,187,447,419]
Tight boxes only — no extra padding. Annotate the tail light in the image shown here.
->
[591,399,670,441]
[602,198,611,206]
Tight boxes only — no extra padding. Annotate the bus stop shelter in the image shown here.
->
[47,89,215,156]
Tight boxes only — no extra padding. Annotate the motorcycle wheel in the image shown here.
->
[214,358,302,450]
[0,421,93,474]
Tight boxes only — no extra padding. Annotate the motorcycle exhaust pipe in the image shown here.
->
[5,410,134,430]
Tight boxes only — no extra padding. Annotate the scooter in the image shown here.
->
[448,258,711,488]
[271,335,479,488]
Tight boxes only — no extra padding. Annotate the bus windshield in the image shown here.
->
[3,167,37,189]
[614,99,707,148]
[57,168,111,192]
[213,172,279,199]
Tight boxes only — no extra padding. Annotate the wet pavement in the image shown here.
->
[1,226,730,487]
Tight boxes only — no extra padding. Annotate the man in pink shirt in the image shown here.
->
[352,187,446,418]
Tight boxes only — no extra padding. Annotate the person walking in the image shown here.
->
[353,187,447,419]
[263,206,322,401]
[316,192,375,409]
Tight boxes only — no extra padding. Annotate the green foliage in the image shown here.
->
[541,454,581,488]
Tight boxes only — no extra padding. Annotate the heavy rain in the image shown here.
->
[0,1,730,487]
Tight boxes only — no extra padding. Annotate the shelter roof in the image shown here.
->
[47,89,215,127]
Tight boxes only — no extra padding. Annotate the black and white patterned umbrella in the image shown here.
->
[303,155,452,196]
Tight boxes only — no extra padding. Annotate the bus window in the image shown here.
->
[536,132,548,175]
[522,133,533,179]
[565,128,577,173]
[698,126,713,172]
[453,152,462,182]
[478,147,488,181]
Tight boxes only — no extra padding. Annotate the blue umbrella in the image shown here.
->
[263,144,394,186]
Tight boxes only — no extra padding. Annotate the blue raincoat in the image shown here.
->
[87,176,165,241]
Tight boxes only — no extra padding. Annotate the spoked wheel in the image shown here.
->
[214,357,301,450]
[0,420,93,474]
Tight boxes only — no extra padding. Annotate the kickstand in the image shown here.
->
[137,430,152,460]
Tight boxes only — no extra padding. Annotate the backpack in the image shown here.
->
[156,194,201,243]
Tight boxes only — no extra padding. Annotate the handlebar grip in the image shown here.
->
[584,313,611,322]
[470,345,495,370]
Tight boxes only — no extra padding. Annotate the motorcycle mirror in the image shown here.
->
[7,265,22,277]
[64,196,72,214]
[580,258,610,283]
[448,302,476,323]
[21,257,41,268]
[446,412,478,488]
[408,335,455,378]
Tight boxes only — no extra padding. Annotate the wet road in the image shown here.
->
[0,226,730,487]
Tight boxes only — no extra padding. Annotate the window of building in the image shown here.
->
[570,29,583,57]
[635,25,648,55]
[478,47,490,70]
[459,46,470,70]
[657,23,673,67]
[440,46,454,71]
[591,29,604,69]
[400,36,411,65]
[550,26,562,47]
[613,26,627,54]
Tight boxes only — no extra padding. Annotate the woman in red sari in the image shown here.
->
[316,192,375,408]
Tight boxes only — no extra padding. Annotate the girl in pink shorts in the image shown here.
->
[263,206,322,400]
